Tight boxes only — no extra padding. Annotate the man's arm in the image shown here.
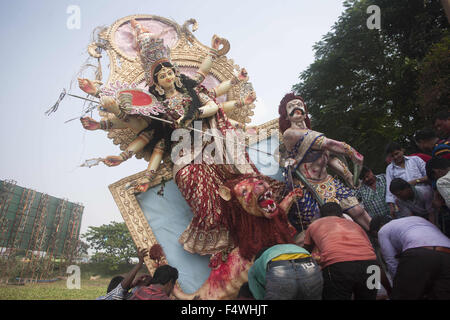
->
[408,157,428,185]
[378,229,399,278]
[379,264,392,297]
[120,248,148,291]
[417,156,427,178]
[437,176,450,208]
[302,228,315,254]
[385,165,396,217]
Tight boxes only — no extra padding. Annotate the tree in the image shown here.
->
[83,222,136,267]
[73,239,89,262]
[417,34,450,121]
[293,0,448,173]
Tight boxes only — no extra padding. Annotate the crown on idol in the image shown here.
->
[131,19,173,87]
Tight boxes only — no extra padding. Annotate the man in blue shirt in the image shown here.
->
[247,244,323,300]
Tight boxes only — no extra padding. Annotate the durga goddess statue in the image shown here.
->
[79,19,258,258]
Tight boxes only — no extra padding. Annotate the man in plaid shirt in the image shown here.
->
[356,166,393,220]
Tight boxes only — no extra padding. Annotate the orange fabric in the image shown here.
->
[304,216,376,268]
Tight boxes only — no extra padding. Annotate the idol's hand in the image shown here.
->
[288,187,304,201]
[103,155,124,167]
[352,152,364,167]
[100,96,119,114]
[238,68,248,82]
[284,158,297,168]
[80,117,100,130]
[244,91,256,105]
[78,78,99,96]
[231,68,249,86]
[344,174,355,189]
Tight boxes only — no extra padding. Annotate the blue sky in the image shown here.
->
[0,0,346,236]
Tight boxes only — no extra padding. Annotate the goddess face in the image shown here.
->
[156,66,176,90]
[286,99,306,122]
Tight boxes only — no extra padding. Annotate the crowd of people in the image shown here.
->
[96,110,450,300]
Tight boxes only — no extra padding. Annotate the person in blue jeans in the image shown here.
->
[247,244,323,300]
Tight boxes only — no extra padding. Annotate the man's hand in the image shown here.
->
[137,247,149,264]
[388,203,396,218]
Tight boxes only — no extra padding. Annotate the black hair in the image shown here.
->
[426,157,450,181]
[107,276,124,293]
[149,265,178,285]
[385,142,402,155]
[389,178,411,194]
[320,202,343,217]
[427,157,450,171]
[414,128,437,142]
[149,62,202,125]
[369,215,392,234]
[237,282,254,299]
[360,166,371,179]
[433,110,450,124]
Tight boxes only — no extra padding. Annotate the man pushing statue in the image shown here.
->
[278,93,372,233]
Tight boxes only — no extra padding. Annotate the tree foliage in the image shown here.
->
[417,34,450,120]
[74,240,89,259]
[83,222,136,267]
[293,0,448,173]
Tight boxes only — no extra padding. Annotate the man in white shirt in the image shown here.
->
[384,142,432,217]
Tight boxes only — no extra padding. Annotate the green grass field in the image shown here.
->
[0,278,111,300]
